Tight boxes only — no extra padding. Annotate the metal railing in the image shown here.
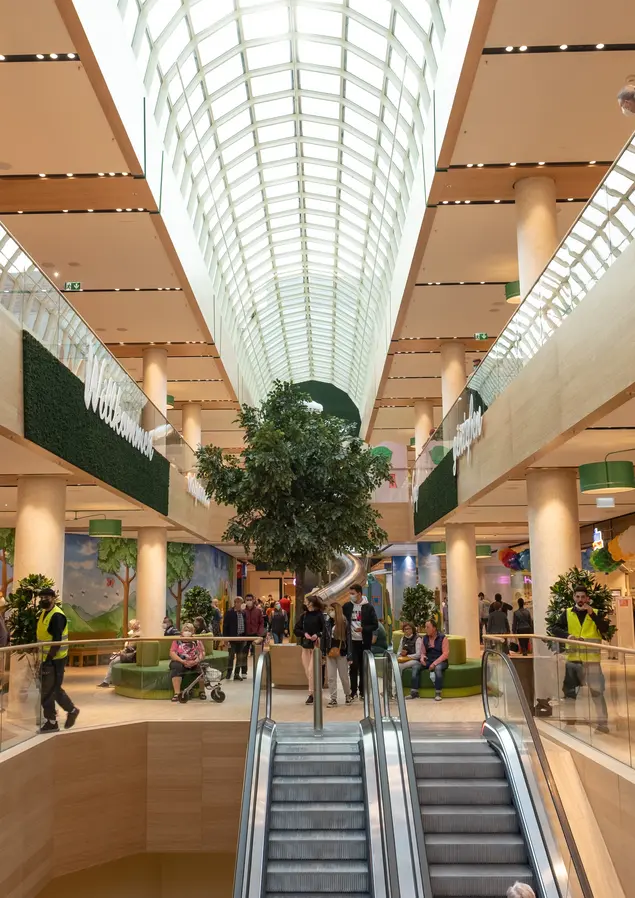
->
[414,130,635,496]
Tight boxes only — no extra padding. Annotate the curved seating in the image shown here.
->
[391,629,480,698]
[111,640,228,699]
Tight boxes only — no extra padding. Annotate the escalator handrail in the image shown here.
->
[383,649,432,898]
[233,650,272,898]
[363,650,399,898]
[481,647,593,898]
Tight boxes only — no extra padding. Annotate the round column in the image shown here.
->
[14,476,66,595]
[514,177,558,298]
[136,527,167,636]
[182,402,202,450]
[440,342,466,419]
[417,542,442,593]
[414,400,435,456]
[445,523,480,657]
[142,346,168,427]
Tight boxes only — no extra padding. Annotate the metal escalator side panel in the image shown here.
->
[360,719,390,898]
[483,719,561,898]
[246,722,275,898]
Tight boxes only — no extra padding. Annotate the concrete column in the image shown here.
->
[440,342,466,418]
[414,400,435,456]
[445,523,480,657]
[417,542,442,594]
[136,527,167,637]
[142,347,168,430]
[14,476,67,595]
[182,402,202,450]
[514,177,558,298]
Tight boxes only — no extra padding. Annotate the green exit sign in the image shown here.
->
[474,332,488,341]
[64,281,81,292]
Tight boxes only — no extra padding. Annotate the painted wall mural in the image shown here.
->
[0,530,236,636]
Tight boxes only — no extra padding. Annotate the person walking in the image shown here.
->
[242,594,264,678]
[551,585,610,734]
[342,584,377,701]
[209,598,222,636]
[294,593,324,705]
[37,589,79,733]
[325,602,352,707]
[279,593,291,619]
[512,598,533,655]
[269,603,288,644]
[478,592,489,644]
[223,596,247,681]
[486,599,511,654]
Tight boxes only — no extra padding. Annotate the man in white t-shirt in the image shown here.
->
[342,584,377,700]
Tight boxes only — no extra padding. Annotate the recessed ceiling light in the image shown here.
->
[115,288,120,291]
[480,281,485,285]
[137,207,144,211]
[596,43,605,49]
[427,282,433,285]
[17,210,23,214]
[454,200,460,204]
[442,200,449,204]
[505,46,513,52]
[135,287,140,291]
[494,199,501,203]
[125,207,132,211]
[464,200,471,204]
[87,208,94,212]
[53,271,59,277]
[477,163,484,168]
[38,173,46,178]
[509,162,516,167]
[519,45,527,51]
[120,341,124,345]
[98,172,105,177]
[121,172,128,176]
[435,282,440,285]
[559,44,568,50]
[467,163,474,168]
[62,209,68,213]
[50,53,58,59]
[67,53,76,59]
[66,173,73,178]
[109,172,116,176]
[158,287,163,290]
[589,160,596,165]
[538,161,545,165]
[116,208,122,212]
[36,54,44,59]
[460,281,465,284]
[567,197,574,201]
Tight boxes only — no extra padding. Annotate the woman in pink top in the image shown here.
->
[169,622,205,701]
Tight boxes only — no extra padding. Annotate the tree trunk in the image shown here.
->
[176,583,183,627]
[122,569,130,636]
[295,567,307,622]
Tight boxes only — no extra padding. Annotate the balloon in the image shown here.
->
[517,549,531,572]
[429,445,448,465]
[498,548,516,569]
[613,526,635,558]
[508,553,523,571]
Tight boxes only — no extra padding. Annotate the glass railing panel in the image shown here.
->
[0,646,42,752]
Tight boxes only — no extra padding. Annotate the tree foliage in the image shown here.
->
[96,537,137,634]
[6,573,55,645]
[196,382,391,575]
[400,583,439,631]
[546,566,616,642]
[167,542,196,625]
[182,586,213,626]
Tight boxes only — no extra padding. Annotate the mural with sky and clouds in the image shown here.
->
[1,532,236,636]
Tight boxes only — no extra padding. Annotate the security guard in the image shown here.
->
[552,585,609,734]
[37,588,79,733]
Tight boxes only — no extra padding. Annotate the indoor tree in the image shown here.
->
[96,537,137,635]
[546,566,617,642]
[5,573,54,645]
[0,527,15,596]
[400,583,439,631]
[167,542,196,626]
[182,585,213,625]
[196,381,391,612]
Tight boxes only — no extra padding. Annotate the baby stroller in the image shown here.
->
[179,662,226,703]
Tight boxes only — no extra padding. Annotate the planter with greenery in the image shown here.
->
[546,566,616,643]
[196,381,391,612]
[6,573,55,645]
[400,583,439,630]
[182,586,213,626]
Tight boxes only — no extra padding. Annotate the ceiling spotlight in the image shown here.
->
[480,281,485,285]
[66,173,73,177]
[460,281,465,284]
[538,161,545,165]
[467,163,474,168]
[53,271,59,277]
[17,210,23,214]
[116,208,122,212]
[125,208,132,211]
[50,53,58,59]
[494,199,501,203]
[509,162,516,167]
[115,288,120,291]
[519,45,527,51]
[559,44,568,50]
[589,160,596,165]
[135,287,140,291]
[465,200,471,204]
[87,208,94,212]
[109,172,115,176]
[62,209,68,213]
[98,172,105,177]
[121,172,128,176]
[442,200,449,204]
[454,200,460,204]
[596,43,605,49]
[36,54,44,60]
[567,197,574,201]
[38,173,46,178]
[137,207,144,211]
[477,163,484,167]
[505,46,513,52]
[67,53,76,59]
[435,281,440,285]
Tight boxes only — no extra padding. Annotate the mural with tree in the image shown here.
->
[167,542,196,626]
[96,537,137,634]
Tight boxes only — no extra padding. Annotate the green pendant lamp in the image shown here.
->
[89,519,122,538]
[579,460,635,494]
[505,281,521,305]
[166,394,175,410]
[476,545,492,558]
[430,542,446,555]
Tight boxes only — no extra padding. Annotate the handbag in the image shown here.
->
[301,638,315,649]
[328,646,340,658]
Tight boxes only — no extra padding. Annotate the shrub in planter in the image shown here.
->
[400,583,439,631]
[6,573,55,645]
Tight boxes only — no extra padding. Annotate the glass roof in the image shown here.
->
[118,0,450,408]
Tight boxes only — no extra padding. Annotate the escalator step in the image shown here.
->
[272,776,363,802]
[418,779,510,806]
[425,833,527,865]
[275,742,359,755]
[267,894,370,898]
[421,805,519,833]
[415,756,504,780]
[270,801,366,830]
[266,860,369,893]
[412,740,493,756]
[430,863,533,897]
[269,830,367,860]
[273,754,362,777]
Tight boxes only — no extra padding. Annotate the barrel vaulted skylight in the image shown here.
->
[118,0,450,409]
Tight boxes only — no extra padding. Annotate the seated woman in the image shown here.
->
[169,622,206,701]
[396,621,422,677]
[406,619,450,702]
[98,619,141,688]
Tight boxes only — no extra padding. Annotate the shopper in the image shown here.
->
[169,623,205,701]
[37,589,79,733]
[325,602,352,707]
[487,599,511,653]
[396,622,422,690]
[441,596,449,632]
[98,618,141,687]
[223,596,247,681]
[478,592,489,644]
[506,884,535,898]
[163,616,179,636]
[193,616,208,635]
[294,592,324,705]
[512,598,533,655]
[371,620,389,656]
[551,585,610,734]
[407,619,450,702]
[242,594,264,677]
[280,593,291,619]
[343,584,378,700]
[269,603,288,644]
[209,598,222,636]
[0,595,8,648]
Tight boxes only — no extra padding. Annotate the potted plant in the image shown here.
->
[182,585,213,626]
[546,566,616,645]
[400,583,439,631]
[5,573,54,714]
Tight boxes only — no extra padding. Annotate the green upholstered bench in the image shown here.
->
[391,630,480,698]
[111,639,228,699]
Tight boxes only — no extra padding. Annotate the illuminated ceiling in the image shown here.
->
[117,0,450,409]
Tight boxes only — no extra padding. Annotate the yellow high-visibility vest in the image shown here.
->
[566,608,602,662]
[37,606,69,660]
